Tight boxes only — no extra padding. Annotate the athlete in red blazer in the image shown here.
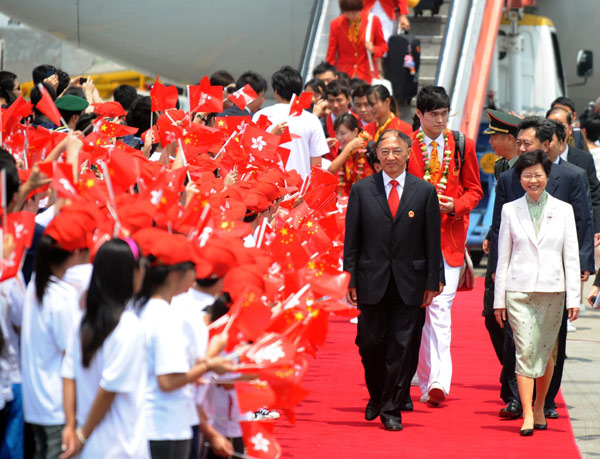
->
[326,10,388,83]
[363,0,409,19]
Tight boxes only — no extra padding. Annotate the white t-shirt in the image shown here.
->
[138,298,194,440]
[171,289,212,428]
[63,263,93,305]
[253,103,329,179]
[0,273,26,383]
[21,276,79,425]
[62,310,149,458]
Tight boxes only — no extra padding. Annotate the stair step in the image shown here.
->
[421,55,438,64]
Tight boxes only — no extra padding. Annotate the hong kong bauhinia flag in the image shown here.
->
[240,421,281,459]
[227,84,257,110]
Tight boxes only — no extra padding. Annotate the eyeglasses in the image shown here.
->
[521,173,545,181]
[379,149,405,157]
[13,85,21,92]
[225,85,236,94]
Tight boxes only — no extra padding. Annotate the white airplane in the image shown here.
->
[0,0,319,84]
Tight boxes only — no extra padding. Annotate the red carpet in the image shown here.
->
[275,278,581,458]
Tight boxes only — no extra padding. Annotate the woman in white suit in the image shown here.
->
[494,150,580,436]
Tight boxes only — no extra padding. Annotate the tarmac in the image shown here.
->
[474,258,600,458]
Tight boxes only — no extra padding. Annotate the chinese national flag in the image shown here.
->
[227,84,257,110]
[181,124,225,152]
[228,288,273,342]
[303,167,338,211]
[150,77,178,112]
[35,84,62,126]
[78,170,109,204]
[288,92,313,116]
[300,260,350,300]
[235,380,276,413]
[106,146,139,193]
[188,76,223,113]
[2,96,32,135]
[45,163,78,200]
[240,421,281,459]
[96,120,138,138]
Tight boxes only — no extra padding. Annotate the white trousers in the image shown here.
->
[417,257,461,396]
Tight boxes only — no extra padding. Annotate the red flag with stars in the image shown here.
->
[189,76,223,113]
[150,77,178,112]
[227,84,257,111]
[288,92,313,116]
[35,84,62,126]
[106,146,138,193]
[96,120,138,138]
[240,421,281,459]
[214,116,252,135]
[228,288,273,342]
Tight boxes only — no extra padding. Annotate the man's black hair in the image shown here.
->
[548,118,567,143]
[352,83,371,99]
[514,149,553,179]
[125,95,153,138]
[0,71,18,94]
[335,71,352,87]
[32,65,55,86]
[75,112,98,133]
[546,106,572,126]
[518,116,554,144]
[56,69,70,96]
[271,66,303,102]
[113,84,138,110]
[325,79,351,98]
[312,61,336,79]
[236,71,267,95]
[63,86,86,99]
[416,85,450,113]
[581,112,600,142]
[210,70,235,87]
[0,149,20,205]
[304,78,326,96]
[550,96,576,114]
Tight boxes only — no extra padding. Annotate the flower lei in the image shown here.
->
[417,129,452,193]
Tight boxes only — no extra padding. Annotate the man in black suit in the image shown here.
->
[489,116,594,420]
[547,106,600,243]
[344,129,442,431]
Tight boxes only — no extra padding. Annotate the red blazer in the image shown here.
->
[326,12,388,83]
[364,116,412,140]
[407,131,483,267]
[363,0,409,19]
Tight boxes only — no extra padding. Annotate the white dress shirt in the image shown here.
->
[382,170,406,200]
[559,144,569,162]
[423,132,445,162]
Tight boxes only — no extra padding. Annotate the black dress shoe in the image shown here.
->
[382,418,403,431]
[499,400,522,419]
[534,423,548,430]
[365,402,381,421]
[520,428,534,437]
[544,408,559,419]
[400,400,414,411]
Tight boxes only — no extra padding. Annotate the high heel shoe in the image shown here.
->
[534,423,547,430]
[520,428,534,436]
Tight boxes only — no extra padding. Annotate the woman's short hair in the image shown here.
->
[339,0,363,12]
[514,149,552,179]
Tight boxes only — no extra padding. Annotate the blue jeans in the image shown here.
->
[0,383,24,459]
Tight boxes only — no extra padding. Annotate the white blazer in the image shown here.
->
[494,194,580,310]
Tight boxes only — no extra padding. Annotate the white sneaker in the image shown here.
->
[567,320,576,332]
[254,408,280,420]
[419,394,429,403]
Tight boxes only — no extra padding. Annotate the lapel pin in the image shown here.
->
[408,211,415,218]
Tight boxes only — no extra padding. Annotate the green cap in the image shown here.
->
[55,94,89,112]
[483,109,520,137]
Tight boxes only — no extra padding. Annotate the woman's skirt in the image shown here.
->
[506,291,564,378]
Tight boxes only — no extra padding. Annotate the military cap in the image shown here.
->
[55,94,89,112]
[483,109,520,137]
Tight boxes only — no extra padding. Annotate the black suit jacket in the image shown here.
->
[563,146,600,232]
[489,163,595,274]
[216,105,252,117]
[343,171,442,306]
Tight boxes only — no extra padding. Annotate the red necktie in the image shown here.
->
[388,179,399,218]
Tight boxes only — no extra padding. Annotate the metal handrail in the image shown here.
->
[299,0,327,79]
[436,0,472,90]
